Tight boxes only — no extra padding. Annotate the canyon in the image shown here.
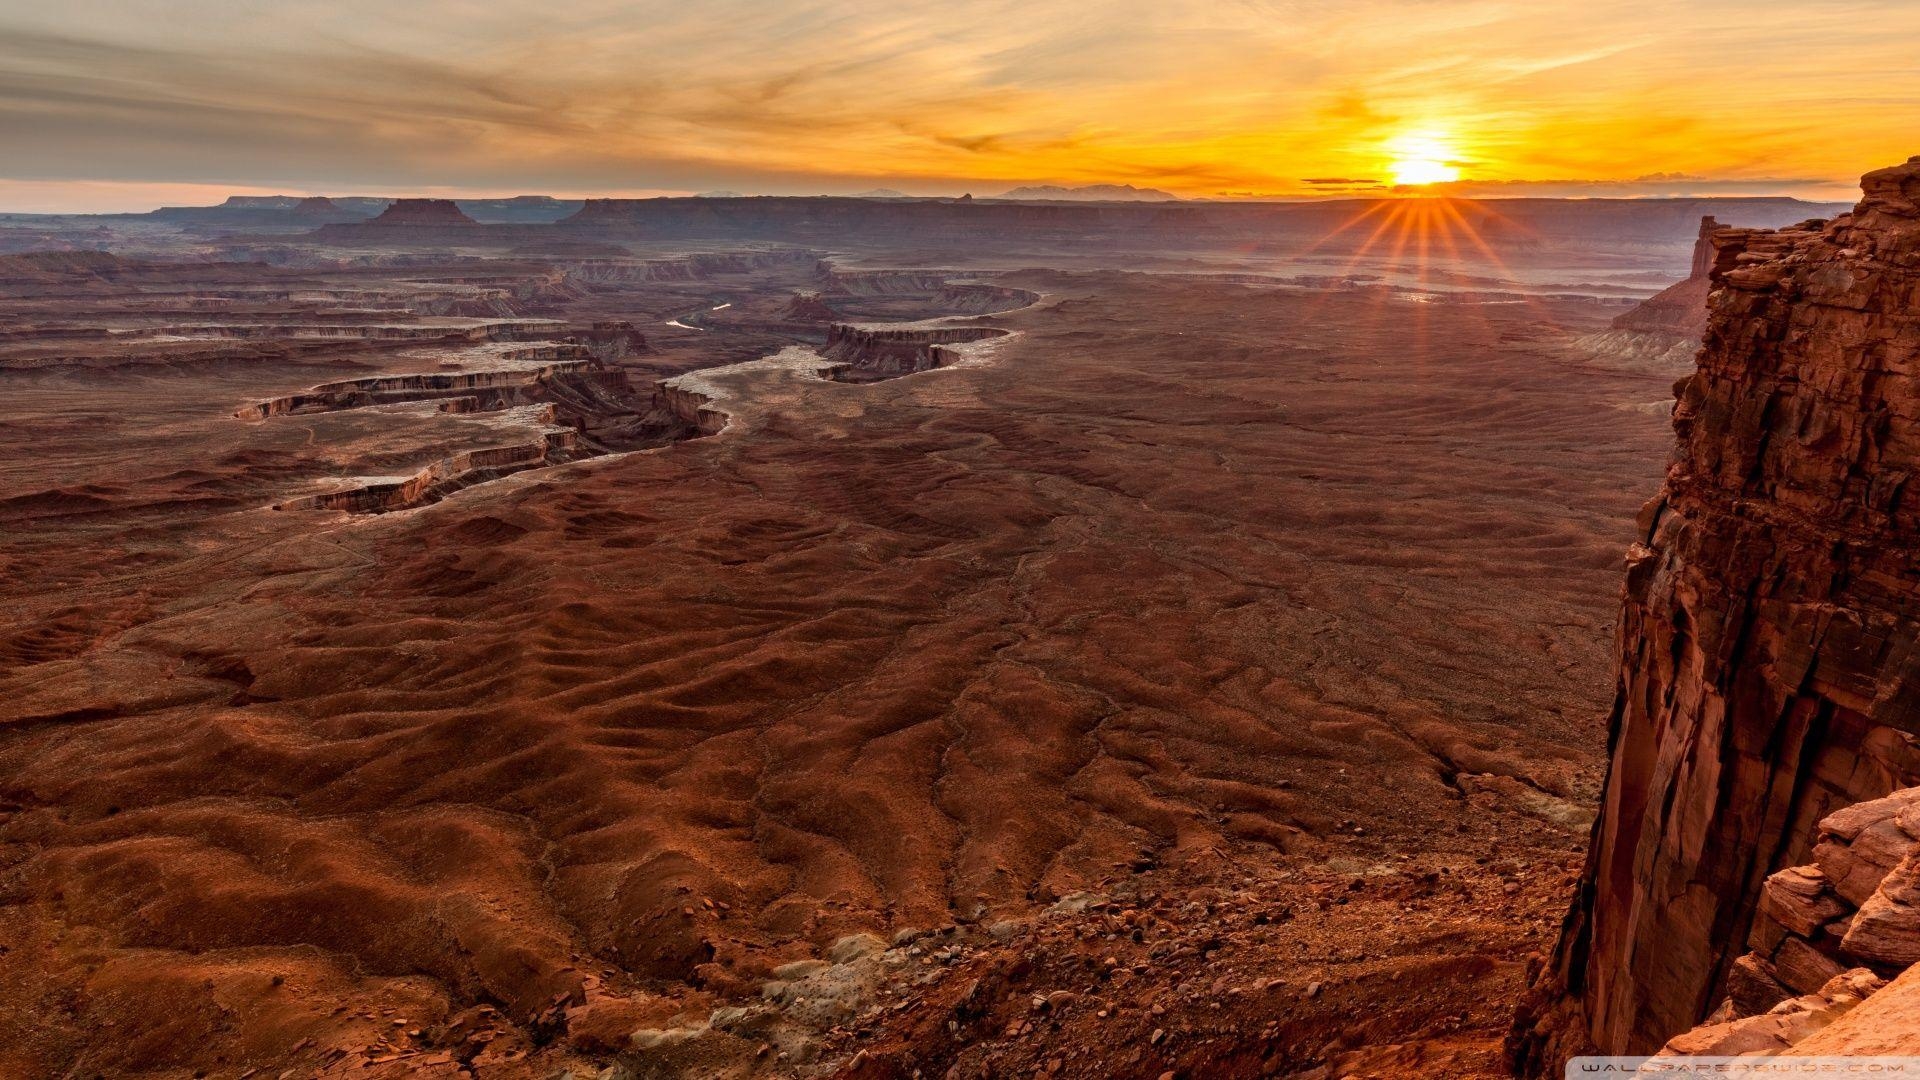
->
[0,174,1911,1080]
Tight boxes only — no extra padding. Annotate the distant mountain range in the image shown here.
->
[991,184,1181,202]
[151,194,583,224]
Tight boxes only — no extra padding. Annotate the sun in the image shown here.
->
[1387,130,1463,188]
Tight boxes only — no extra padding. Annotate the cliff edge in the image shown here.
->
[1577,216,1720,371]
[1512,155,1920,1069]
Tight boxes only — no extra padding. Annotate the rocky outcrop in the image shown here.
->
[234,352,598,419]
[1512,156,1920,1069]
[290,196,346,219]
[820,270,1039,315]
[1604,217,1720,335]
[1638,785,1920,1058]
[818,324,1009,381]
[276,425,584,513]
[652,381,729,436]
[147,195,376,228]
[367,199,479,227]
[1577,217,1720,370]
[305,199,491,245]
[781,291,839,322]
[1651,968,1886,1057]
[256,345,716,513]
[454,196,583,224]
[568,321,650,361]
[822,270,954,296]
[1745,789,1920,987]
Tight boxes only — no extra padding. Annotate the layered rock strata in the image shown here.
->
[367,198,478,227]
[818,323,1008,381]
[1513,156,1920,1068]
[1644,786,1920,1057]
[1578,216,1720,370]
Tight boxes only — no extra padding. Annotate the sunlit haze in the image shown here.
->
[1,0,1916,211]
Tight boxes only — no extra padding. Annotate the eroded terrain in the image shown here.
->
[0,214,1720,1078]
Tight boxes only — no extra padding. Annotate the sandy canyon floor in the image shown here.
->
[0,246,1679,1079]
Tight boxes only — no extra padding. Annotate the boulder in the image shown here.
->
[1841,854,1920,968]
[1760,866,1848,937]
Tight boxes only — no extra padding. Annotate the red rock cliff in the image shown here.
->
[1512,156,1920,1069]
[1611,216,1720,338]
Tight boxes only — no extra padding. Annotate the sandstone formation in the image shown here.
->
[1513,156,1920,1067]
[300,198,487,245]
[149,194,379,228]
[291,195,346,218]
[780,291,838,321]
[1746,789,1920,990]
[1640,785,1920,1058]
[369,198,479,227]
[817,323,1009,381]
[1577,216,1719,370]
[454,195,584,223]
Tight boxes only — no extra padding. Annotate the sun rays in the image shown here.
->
[1278,194,1564,364]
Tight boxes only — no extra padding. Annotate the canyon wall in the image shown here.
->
[1612,216,1719,338]
[1512,157,1920,1068]
[819,323,1008,380]
[1642,784,1920,1058]
[1577,216,1720,370]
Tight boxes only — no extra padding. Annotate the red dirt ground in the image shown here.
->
[0,255,1676,1079]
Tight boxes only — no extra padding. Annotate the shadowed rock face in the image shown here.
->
[1513,156,1920,1068]
[1612,216,1719,338]
[1576,217,1724,371]
[370,199,479,226]
[818,323,1009,381]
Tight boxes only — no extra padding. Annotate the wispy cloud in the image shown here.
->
[0,0,1913,210]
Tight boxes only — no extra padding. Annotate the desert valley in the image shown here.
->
[5,3,1920,1077]
[0,171,1912,1078]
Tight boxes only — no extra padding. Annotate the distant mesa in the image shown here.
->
[219,195,302,209]
[148,193,377,226]
[218,194,371,211]
[368,198,479,226]
[848,188,910,198]
[992,183,1181,202]
[332,196,393,216]
[453,195,583,223]
[291,196,344,217]
[697,190,745,198]
[148,193,599,226]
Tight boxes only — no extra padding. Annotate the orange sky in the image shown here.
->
[1,0,1915,212]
